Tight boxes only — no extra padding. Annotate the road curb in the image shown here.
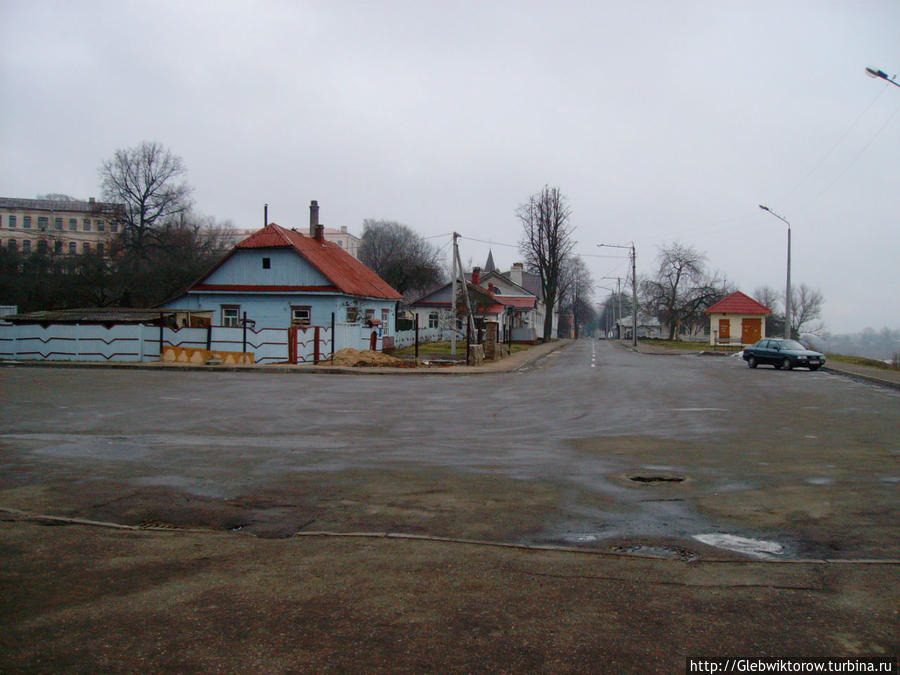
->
[821,365,900,391]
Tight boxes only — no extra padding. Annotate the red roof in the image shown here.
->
[704,291,772,315]
[195,224,401,300]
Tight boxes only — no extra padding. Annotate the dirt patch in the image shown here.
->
[323,348,402,367]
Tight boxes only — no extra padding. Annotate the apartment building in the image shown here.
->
[0,197,125,256]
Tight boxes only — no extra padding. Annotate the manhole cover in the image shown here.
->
[629,475,685,483]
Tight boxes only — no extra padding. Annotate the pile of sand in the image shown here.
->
[323,348,402,367]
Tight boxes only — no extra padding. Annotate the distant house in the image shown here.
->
[408,263,543,343]
[163,202,401,334]
[614,314,662,340]
[704,291,771,346]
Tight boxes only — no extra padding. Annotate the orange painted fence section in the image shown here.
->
[162,346,254,365]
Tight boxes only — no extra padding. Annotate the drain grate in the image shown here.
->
[629,475,685,483]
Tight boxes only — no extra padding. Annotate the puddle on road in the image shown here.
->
[805,477,835,485]
[629,474,685,483]
[692,533,784,559]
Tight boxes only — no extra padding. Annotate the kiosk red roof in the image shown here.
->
[704,291,772,315]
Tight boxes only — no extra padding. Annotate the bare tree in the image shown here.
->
[99,141,193,255]
[753,285,784,337]
[790,284,825,337]
[558,255,594,338]
[641,242,729,339]
[358,219,444,298]
[517,186,575,341]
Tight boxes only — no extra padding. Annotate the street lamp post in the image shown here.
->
[758,205,792,339]
[599,243,638,347]
[865,67,900,88]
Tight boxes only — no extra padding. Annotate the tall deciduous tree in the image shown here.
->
[99,141,193,256]
[517,186,575,341]
[358,219,444,298]
[641,242,730,339]
[790,284,824,337]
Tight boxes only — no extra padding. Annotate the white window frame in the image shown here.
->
[222,305,241,327]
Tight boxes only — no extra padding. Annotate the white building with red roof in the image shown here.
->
[163,201,401,335]
[408,263,545,343]
[704,291,772,346]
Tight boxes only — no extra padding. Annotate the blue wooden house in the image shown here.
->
[163,215,401,335]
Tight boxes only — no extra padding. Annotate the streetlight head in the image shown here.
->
[759,204,770,211]
[866,67,888,80]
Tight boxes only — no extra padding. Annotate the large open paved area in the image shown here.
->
[2,341,898,672]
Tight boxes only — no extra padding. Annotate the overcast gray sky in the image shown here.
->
[3,0,898,333]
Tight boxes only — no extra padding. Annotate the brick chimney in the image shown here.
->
[509,262,524,287]
[309,200,319,237]
[472,266,481,286]
[315,224,325,242]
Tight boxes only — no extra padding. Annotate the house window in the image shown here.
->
[291,306,311,326]
[83,242,91,253]
[83,219,91,231]
[346,306,359,323]
[262,257,271,269]
[97,219,105,232]
[23,216,31,229]
[23,239,31,253]
[382,308,390,327]
[69,241,77,254]
[54,240,63,253]
[8,216,15,228]
[37,240,47,253]
[222,305,241,327]
[38,217,48,230]
[97,243,104,255]
[365,309,375,323]
[70,219,78,231]
[109,221,117,233]
[55,217,63,230]
[9,239,17,250]
[428,311,439,328]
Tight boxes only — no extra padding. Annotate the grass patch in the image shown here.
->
[826,353,896,371]
[392,341,535,357]
[637,339,713,351]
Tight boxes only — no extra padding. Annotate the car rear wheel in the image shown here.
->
[747,356,757,369]
[809,365,820,371]
[782,357,792,371]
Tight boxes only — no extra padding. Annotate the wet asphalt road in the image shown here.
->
[2,340,898,559]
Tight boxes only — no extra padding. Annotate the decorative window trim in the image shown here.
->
[221,304,241,327]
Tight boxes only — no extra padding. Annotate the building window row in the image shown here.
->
[0,215,113,232]
[6,239,103,255]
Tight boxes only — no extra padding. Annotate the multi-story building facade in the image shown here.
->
[0,197,125,256]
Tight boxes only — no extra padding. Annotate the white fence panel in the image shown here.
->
[250,327,289,364]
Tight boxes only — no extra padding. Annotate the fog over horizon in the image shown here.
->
[3,1,899,334]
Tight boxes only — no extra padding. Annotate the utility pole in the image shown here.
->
[452,232,476,345]
[600,244,638,347]
[630,243,638,348]
[450,233,457,355]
